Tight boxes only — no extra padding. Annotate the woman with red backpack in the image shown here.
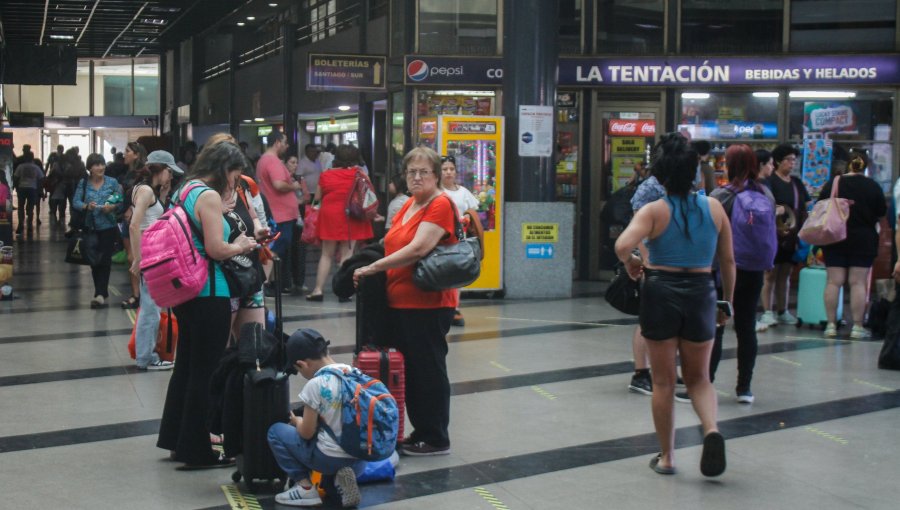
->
[710,144,778,404]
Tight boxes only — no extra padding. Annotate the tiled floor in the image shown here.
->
[1,219,899,510]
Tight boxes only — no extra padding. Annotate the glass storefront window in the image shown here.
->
[677,91,780,141]
[597,0,664,54]
[134,59,160,116]
[681,0,783,54]
[788,90,894,194]
[417,0,498,55]
[414,90,496,149]
[559,0,582,54]
[790,0,896,52]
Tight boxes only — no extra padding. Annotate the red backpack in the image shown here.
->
[140,183,211,308]
[345,168,379,220]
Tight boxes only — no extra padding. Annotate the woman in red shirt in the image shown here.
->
[306,145,374,301]
[353,146,458,455]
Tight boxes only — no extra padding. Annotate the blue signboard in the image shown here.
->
[404,55,900,87]
[308,53,386,92]
[525,244,555,259]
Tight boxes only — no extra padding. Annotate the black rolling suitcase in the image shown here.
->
[232,256,291,492]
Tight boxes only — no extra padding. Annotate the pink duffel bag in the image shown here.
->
[798,175,853,246]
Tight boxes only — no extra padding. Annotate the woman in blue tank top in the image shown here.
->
[615,133,735,478]
[157,140,259,469]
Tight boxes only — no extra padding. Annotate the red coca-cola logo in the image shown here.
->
[608,120,656,136]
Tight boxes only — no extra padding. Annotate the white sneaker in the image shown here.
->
[334,466,361,508]
[759,310,777,325]
[777,311,798,325]
[755,321,769,333]
[146,360,174,371]
[824,323,838,338]
[850,325,868,339]
[275,483,322,507]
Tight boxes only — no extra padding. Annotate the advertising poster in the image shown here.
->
[804,102,858,134]
[801,137,833,196]
[610,136,644,191]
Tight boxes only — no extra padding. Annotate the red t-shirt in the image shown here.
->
[385,194,459,309]
[256,153,299,223]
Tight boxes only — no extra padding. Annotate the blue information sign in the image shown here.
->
[525,244,555,259]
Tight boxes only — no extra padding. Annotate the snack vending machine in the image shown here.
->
[436,115,504,291]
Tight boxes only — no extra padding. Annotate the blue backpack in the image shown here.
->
[727,184,777,271]
[320,366,399,461]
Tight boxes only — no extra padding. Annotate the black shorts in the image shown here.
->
[640,269,717,342]
[822,246,876,268]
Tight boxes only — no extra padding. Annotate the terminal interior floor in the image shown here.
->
[2,217,899,510]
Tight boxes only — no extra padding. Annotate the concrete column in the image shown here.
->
[282,22,296,146]
[502,0,559,202]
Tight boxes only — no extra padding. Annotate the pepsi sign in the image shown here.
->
[404,56,503,86]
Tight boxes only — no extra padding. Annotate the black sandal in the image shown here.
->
[121,296,139,309]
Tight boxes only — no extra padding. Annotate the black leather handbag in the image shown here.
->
[221,253,263,299]
[413,198,481,291]
[605,263,640,316]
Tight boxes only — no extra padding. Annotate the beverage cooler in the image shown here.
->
[436,115,504,291]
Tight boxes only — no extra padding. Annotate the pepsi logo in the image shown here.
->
[407,60,429,82]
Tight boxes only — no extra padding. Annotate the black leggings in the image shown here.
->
[158,296,231,464]
[89,227,119,298]
[709,269,764,392]
[390,307,454,447]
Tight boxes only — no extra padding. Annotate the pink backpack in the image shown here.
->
[140,183,211,307]
[798,175,853,246]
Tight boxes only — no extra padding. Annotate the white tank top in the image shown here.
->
[134,184,164,231]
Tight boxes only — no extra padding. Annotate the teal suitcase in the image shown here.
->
[796,266,842,329]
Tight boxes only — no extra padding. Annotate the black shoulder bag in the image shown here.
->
[412,196,482,291]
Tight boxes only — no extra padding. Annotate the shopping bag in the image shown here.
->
[300,205,320,245]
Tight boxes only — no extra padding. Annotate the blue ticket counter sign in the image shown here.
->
[526,244,555,259]
[308,53,386,92]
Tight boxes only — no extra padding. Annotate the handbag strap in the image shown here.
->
[831,175,840,199]
[421,194,463,242]
[792,178,799,211]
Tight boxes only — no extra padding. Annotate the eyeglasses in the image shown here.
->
[441,155,456,164]
[406,169,432,179]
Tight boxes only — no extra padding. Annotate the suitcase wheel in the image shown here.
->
[231,470,242,483]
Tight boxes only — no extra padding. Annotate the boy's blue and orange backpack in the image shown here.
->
[320,366,399,461]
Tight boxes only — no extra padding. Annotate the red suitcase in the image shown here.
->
[352,278,406,442]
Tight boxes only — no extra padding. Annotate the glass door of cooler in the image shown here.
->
[591,105,659,279]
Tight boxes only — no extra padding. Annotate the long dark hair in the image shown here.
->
[131,163,168,200]
[186,141,251,195]
[652,132,700,239]
[126,142,147,173]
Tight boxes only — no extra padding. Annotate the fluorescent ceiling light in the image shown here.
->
[338,105,351,111]
[269,3,278,6]
[236,22,245,26]
[253,117,265,122]
[242,119,252,123]
[432,90,495,96]
[246,16,256,20]
[681,92,710,99]
[49,34,75,40]
[752,92,780,98]
[789,91,856,99]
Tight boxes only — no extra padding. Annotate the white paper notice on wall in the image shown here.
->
[518,105,554,157]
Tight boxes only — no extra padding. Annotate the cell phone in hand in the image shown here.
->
[716,300,733,317]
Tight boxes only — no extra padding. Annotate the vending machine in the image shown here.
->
[436,115,504,291]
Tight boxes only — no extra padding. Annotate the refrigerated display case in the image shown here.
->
[436,115,504,291]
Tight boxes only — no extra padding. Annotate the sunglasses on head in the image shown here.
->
[441,155,456,164]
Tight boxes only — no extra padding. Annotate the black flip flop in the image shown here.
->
[700,431,726,477]
[649,453,676,475]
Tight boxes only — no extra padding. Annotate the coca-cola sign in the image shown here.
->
[608,120,656,136]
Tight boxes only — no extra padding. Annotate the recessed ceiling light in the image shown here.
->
[243,119,253,123]
[338,105,351,111]
[254,118,265,122]
[236,22,245,26]
[247,16,256,20]
[49,34,75,40]
[269,3,278,6]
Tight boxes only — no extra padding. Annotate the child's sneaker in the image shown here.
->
[334,466,361,508]
[275,482,322,507]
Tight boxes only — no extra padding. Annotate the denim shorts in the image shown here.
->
[639,269,717,342]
